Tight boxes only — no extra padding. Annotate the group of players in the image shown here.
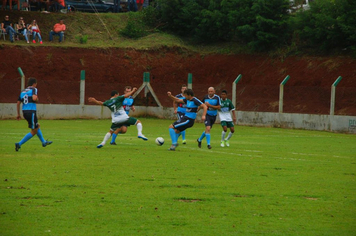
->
[15,78,236,151]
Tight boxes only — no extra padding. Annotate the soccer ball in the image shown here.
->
[155,137,164,146]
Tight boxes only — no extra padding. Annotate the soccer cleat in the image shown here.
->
[42,140,53,147]
[182,139,186,144]
[97,143,104,148]
[207,145,212,149]
[138,135,148,141]
[225,140,230,147]
[168,144,178,151]
[40,41,43,44]
[197,139,201,148]
[220,141,225,147]
[15,143,21,152]
[33,40,36,43]
[110,142,117,145]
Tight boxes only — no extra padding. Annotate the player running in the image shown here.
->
[88,88,147,148]
[173,84,188,144]
[197,87,221,149]
[167,89,207,151]
[218,90,236,147]
[15,77,52,151]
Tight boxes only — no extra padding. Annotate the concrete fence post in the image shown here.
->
[330,76,342,116]
[188,73,193,89]
[80,70,85,105]
[232,74,242,124]
[279,75,290,113]
[18,67,25,91]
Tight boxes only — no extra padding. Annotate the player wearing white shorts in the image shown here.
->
[218,90,236,147]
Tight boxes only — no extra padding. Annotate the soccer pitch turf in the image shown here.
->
[1,118,355,235]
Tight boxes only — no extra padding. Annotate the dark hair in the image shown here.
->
[111,90,118,97]
[221,90,227,94]
[181,84,187,88]
[183,88,194,96]
[125,86,132,90]
[28,77,37,86]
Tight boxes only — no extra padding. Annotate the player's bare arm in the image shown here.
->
[205,102,221,110]
[200,103,208,121]
[16,101,21,120]
[167,92,184,103]
[232,109,237,122]
[88,97,104,105]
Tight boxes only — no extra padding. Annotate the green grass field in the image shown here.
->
[1,118,355,236]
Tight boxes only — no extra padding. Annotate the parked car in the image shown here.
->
[66,0,115,13]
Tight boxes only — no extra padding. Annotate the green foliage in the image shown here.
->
[156,0,291,50]
[119,8,160,39]
[75,35,88,44]
[291,0,356,53]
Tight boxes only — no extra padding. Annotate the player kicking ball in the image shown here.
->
[218,90,236,147]
[167,89,207,151]
[88,88,147,148]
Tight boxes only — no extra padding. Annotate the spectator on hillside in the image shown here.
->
[28,20,43,44]
[53,0,65,12]
[49,19,66,43]
[127,0,137,12]
[1,0,20,10]
[1,15,15,43]
[137,0,143,11]
[16,17,29,44]
[113,0,120,13]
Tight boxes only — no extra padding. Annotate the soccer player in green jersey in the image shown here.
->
[88,87,147,148]
[218,90,236,147]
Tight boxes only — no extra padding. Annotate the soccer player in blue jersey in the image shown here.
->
[123,86,136,115]
[173,84,188,144]
[167,89,207,151]
[15,77,52,151]
[197,87,221,149]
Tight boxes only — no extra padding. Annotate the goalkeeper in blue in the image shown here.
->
[218,90,236,147]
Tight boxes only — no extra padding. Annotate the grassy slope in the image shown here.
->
[0,10,246,54]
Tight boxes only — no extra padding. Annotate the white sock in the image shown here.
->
[102,132,111,145]
[226,132,233,140]
[137,123,143,136]
[221,131,226,141]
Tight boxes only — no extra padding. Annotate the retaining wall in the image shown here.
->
[1,103,355,134]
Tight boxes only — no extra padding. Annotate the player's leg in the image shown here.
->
[134,118,148,140]
[168,124,178,149]
[225,123,235,147]
[221,121,228,147]
[16,113,38,151]
[111,126,127,145]
[97,130,113,148]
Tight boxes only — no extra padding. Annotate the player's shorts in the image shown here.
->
[176,112,185,122]
[110,117,138,131]
[221,121,234,128]
[23,111,39,129]
[173,116,195,132]
[204,114,217,127]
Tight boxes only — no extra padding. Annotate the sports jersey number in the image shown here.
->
[23,95,29,104]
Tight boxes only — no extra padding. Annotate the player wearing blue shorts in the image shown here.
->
[123,86,136,115]
[173,84,188,144]
[15,77,52,151]
[197,87,221,149]
[88,87,147,148]
[167,89,207,151]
